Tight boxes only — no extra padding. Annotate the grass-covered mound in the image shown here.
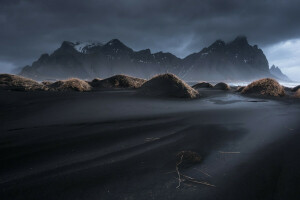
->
[241,78,285,97]
[0,74,46,91]
[89,78,102,86]
[192,82,213,89]
[294,89,300,98]
[42,81,53,86]
[213,82,231,90]
[292,85,300,92]
[49,78,91,92]
[139,73,199,99]
[283,86,292,92]
[91,75,146,89]
[236,86,245,92]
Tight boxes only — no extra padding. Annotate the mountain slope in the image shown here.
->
[20,36,273,81]
[183,36,270,80]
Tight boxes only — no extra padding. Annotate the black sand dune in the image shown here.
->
[0,89,300,200]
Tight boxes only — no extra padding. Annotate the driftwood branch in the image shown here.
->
[176,154,184,188]
[175,152,215,188]
[193,168,211,177]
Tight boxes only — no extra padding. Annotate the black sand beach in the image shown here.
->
[1,89,300,200]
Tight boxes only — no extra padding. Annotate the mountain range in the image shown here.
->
[19,36,290,81]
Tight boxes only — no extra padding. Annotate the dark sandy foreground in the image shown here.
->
[1,89,300,200]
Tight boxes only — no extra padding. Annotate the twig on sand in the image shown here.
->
[219,151,240,154]
[175,154,215,188]
[180,173,216,187]
[180,173,195,180]
[193,168,211,177]
[176,155,184,188]
[187,179,216,187]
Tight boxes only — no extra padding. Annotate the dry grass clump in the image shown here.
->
[91,75,146,89]
[292,85,300,92]
[42,81,53,86]
[0,74,46,91]
[294,89,300,98]
[49,78,91,92]
[90,78,102,85]
[192,82,213,89]
[213,82,231,90]
[139,73,199,99]
[241,78,285,97]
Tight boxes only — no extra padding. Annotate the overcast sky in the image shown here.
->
[1,0,300,81]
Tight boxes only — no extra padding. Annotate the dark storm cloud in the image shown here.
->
[1,0,300,69]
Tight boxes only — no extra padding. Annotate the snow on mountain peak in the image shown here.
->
[73,41,103,53]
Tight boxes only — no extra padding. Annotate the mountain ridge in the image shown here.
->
[19,36,289,81]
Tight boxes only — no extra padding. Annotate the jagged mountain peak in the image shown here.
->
[154,51,178,59]
[210,39,226,47]
[270,64,291,81]
[137,49,151,54]
[57,39,132,55]
[103,39,133,54]
[60,41,76,49]
[52,41,79,55]
[270,64,279,70]
[105,39,126,47]
[229,35,249,46]
[203,39,226,53]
